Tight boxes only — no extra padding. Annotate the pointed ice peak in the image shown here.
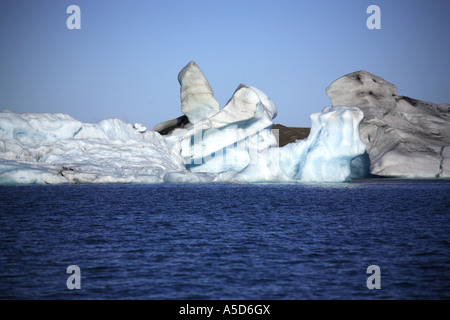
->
[178,61,220,124]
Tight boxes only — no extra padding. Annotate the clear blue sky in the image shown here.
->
[0,0,449,127]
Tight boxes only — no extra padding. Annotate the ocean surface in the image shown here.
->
[0,180,449,300]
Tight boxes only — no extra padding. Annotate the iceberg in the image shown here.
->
[231,106,366,182]
[0,62,367,184]
[172,84,278,174]
[0,111,197,184]
[326,70,450,178]
[158,61,365,182]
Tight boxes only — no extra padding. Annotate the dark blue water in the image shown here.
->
[0,180,449,299]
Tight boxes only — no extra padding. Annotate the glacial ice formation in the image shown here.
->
[178,61,220,124]
[327,71,450,178]
[156,61,365,182]
[232,106,366,182]
[0,111,194,184]
[172,84,278,174]
[0,105,364,184]
[0,62,368,184]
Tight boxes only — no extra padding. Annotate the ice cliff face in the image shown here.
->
[327,71,450,178]
[0,62,367,184]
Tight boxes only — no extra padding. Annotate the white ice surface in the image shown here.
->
[231,106,366,182]
[173,84,278,174]
[0,111,198,184]
[0,104,366,184]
